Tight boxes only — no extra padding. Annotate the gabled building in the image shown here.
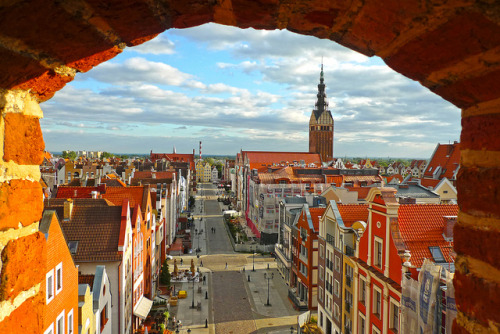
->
[40,211,79,334]
[422,142,460,185]
[44,199,134,334]
[289,205,325,310]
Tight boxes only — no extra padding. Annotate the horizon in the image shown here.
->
[41,23,460,158]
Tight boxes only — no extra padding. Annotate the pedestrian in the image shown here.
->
[180,258,183,266]
[203,275,206,285]
[225,262,228,269]
[200,260,203,267]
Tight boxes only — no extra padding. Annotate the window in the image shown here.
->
[358,314,365,334]
[334,303,340,320]
[359,278,366,304]
[374,238,383,268]
[373,288,381,318]
[319,265,324,281]
[56,311,65,334]
[390,300,399,332]
[319,287,323,302]
[345,264,353,287]
[67,310,74,334]
[334,279,340,297]
[335,256,340,272]
[320,244,324,259]
[429,246,446,263]
[100,303,109,331]
[55,262,63,295]
[320,311,323,327]
[46,269,54,304]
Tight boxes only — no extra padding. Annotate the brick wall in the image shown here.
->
[0,1,498,332]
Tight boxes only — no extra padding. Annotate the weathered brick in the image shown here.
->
[3,113,44,165]
[461,114,500,151]
[0,232,46,301]
[13,70,73,102]
[0,48,48,91]
[0,180,43,231]
[454,223,500,269]
[0,292,44,333]
[454,269,500,328]
[434,69,500,109]
[457,167,500,218]
[385,12,500,82]
[67,46,122,73]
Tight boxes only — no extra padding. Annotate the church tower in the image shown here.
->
[309,64,334,162]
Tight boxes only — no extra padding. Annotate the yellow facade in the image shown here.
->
[78,284,95,334]
[342,253,356,334]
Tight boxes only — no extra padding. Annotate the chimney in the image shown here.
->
[64,199,73,220]
[91,191,98,199]
[399,197,416,204]
[443,216,457,240]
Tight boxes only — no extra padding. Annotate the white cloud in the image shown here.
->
[130,34,176,55]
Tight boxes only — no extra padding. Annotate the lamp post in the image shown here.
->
[264,272,274,306]
[252,248,256,272]
[191,277,195,309]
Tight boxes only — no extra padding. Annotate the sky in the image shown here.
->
[40,23,461,158]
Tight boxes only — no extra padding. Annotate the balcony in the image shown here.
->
[345,302,351,313]
[326,233,335,247]
[345,245,355,256]
[346,276,352,287]
[288,289,308,311]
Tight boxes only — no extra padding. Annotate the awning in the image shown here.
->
[133,297,153,320]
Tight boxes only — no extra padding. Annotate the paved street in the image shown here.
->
[168,183,301,334]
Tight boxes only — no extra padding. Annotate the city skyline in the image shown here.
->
[40,23,460,158]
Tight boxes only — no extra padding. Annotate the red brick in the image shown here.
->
[14,69,73,102]
[454,269,500,327]
[230,0,279,29]
[87,0,167,46]
[433,68,500,109]
[0,292,44,333]
[67,46,122,73]
[0,232,46,301]
[0,48,47,90]
[170,0,216,29]
[0,180,43,231]
[461,114,500,151]
[457,167,500,218]
[452,321,470,334]
[454,223,500,269]
[385,12,500,82]
[0,2,115,67]
[3,113,44,165]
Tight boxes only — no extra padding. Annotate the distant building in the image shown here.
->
[309,64,334,162]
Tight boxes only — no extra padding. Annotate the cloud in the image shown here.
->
[41,24,461,158]
[129,34,176,55]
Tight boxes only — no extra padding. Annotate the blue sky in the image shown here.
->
[40,23,461,158]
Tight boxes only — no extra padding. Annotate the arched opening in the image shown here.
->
[0,1,499,333]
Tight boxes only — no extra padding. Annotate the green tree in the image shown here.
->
[160,260,171,286]
[62,151,77,160]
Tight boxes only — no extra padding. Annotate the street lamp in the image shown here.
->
[191,277,195,309]
[252,248,256,272]
[264,272,274,306]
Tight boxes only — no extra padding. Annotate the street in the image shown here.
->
[169,183,300,334]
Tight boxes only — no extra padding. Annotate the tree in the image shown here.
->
[160,260,171,286]
[62,151,77,160]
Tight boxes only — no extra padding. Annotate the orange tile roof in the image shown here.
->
[243,151,322,171]
[346,186,372,200]
[397,204,458,267]
[337,204,369,227]
[79,274,95,287]
[385,175,403,183]
[257,166,323,184]
[420,178,441,188]
[423,142,460,180]
[56,186,98,199]
[133,171,175,179]
[102,186,146,210]
[308,207,326,231]
[344,175,382,183]
[326,175,344,187]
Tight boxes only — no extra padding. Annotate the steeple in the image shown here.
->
[314,62,329,120]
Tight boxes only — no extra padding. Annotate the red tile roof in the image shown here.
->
[133,171,175,179]
[243,151,322,171]
[325,175,344,187]
[346,186,372,200]
[420,178,441,188]
[44,200,126,262]
[309,207,326,231]
[257,166,323,184]
[79,274,95,287]
[397,204,458,267]
[423,142,460,180]
[337,204,369,227]
[102,186,147,211]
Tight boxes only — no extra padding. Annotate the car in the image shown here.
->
[166,255,173,260]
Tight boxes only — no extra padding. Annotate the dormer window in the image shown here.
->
[429,246,446,263]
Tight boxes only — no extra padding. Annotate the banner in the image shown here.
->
[417,259,442,334]
[445,270,457,333]
[401,273,419,334]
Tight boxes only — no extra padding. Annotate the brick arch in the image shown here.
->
[0,1,499,332]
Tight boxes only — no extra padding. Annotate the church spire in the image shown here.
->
[314,62,329,119]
